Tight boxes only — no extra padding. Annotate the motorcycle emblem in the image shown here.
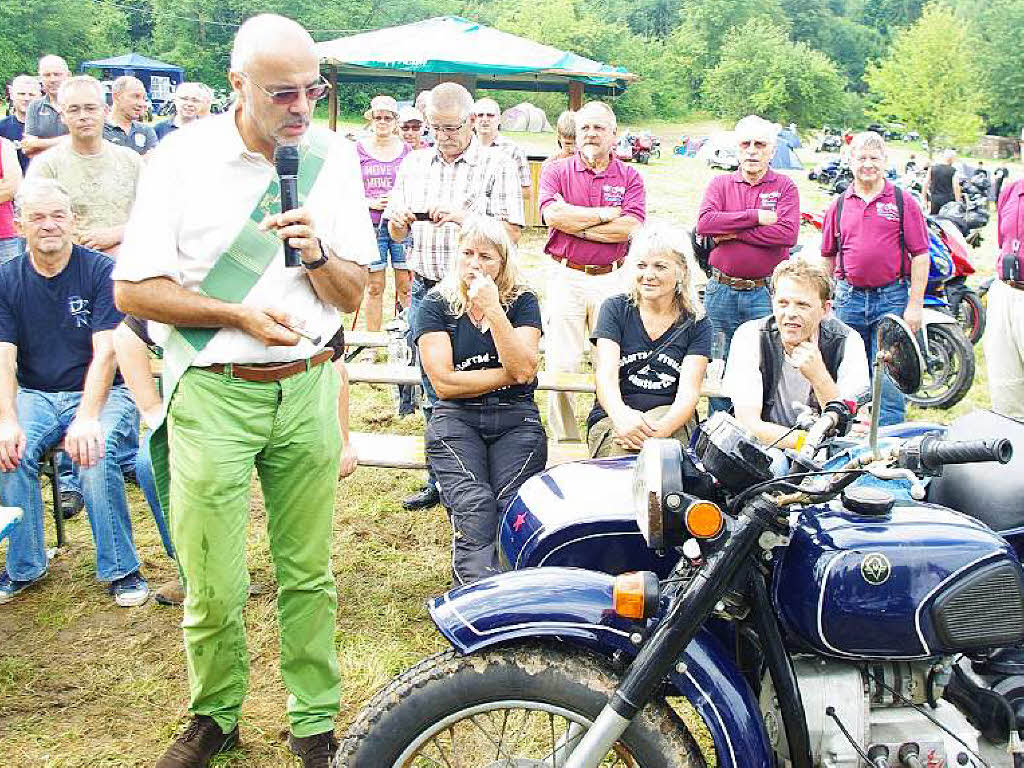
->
[860,553,892,585]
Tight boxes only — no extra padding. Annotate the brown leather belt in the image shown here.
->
[201,349,333,382]
[711,269,769,290]
[551,255,624,276]
[1003,278,1024,291]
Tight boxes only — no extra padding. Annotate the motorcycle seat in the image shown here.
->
[927,409,1024,533]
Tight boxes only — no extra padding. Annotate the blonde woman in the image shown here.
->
[588,224,712,458]
[415,215,546,585]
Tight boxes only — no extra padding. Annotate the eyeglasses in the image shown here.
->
[371,114,396,122]
[428,117,469,136]
[475,112,497,118]
[400,122,423,130]
[239,73,331,105]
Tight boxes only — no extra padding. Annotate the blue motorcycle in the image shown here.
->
[338,317,1022,768]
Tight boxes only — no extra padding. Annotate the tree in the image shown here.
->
[865,3,983,151]
[0,0,126,89]
[970,0,1024,132]
[702,20,846,127]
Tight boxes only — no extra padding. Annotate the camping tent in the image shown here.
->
[79,53,184,108]
[500,103,552,132]
[771,138,803,170]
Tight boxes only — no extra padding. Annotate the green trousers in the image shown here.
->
[167,363,342,737]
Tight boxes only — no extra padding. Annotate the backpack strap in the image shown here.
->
[834,193,846,280]
[894,185,907,284]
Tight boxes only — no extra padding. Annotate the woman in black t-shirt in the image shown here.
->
[414,216,546,585]
[589,224,712,458]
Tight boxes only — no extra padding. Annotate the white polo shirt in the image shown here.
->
[113,109,376,365]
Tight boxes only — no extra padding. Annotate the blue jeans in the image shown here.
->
[135,430,172,558]
[410,274,439,486]
[703,279,772,413]
[834,279,909,426]
[0,385,141,582]
[370,220,408,272]
[0,237,22,264]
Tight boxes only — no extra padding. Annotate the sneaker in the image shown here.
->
[156,715,239,768]
[287,731,338,768]
[109,571,150,607]
[60,490,84,520]
[154,576,185,607]
[0,569,44,604]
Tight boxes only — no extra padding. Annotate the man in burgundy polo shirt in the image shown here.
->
[539,100,645,442]
[821,131,929,426]
[696,114,799,412]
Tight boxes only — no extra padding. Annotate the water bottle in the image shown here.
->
[707,330,726,389]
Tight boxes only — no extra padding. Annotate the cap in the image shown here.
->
[363,95,399,121]
[398,106,424,126]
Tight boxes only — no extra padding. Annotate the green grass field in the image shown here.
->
[0,121,1014,765]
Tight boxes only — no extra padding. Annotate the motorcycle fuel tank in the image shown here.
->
[498,457,681,578]
[773,500,1024,659]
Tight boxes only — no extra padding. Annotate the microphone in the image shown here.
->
[274,144,302,267]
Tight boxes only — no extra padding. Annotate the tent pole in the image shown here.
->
[329,64,338,132]
[569,80,584,111]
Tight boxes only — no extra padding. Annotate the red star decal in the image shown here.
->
[513,513,528,532]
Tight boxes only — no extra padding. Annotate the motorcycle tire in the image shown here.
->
[652,148,661,159]
[637,151,651,164]
[337,644,707,768]
[907,323,975,410]
[955,290,986,345]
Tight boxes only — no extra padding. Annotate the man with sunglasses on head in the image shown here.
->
[112,14,375,768]
[696,114,800,414]
[473,97,531,213]
[385,82,524,511]
[155,82,212,140]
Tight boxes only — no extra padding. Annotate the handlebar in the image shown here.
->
[918,437,1012,472]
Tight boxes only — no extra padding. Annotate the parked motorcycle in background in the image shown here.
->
[337,317,1023,768]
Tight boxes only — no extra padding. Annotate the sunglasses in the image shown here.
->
[239,72,331,105]
[400,122,423,130]
[475,112,497,118]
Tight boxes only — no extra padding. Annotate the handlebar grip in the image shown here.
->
[921,437,1013,470]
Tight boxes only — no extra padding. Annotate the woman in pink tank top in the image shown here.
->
[0,138,23,263]
[358,95,411,333]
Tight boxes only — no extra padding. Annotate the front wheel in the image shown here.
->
[907,323,975,409]
[337,644,707,768]
[954,290,986,344]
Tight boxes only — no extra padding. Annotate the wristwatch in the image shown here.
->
[302,240,330,271]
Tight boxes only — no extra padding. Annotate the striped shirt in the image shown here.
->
[384,138,524,282]
[491,134,531,187]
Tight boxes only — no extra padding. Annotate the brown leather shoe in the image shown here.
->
[287,731,338,768]
[154,577,185,607]
[156,715,239,767]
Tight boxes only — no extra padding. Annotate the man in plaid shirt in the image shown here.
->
[386,82,524,510]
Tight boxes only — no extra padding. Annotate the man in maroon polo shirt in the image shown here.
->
[696,114,799,412]
[539,100,645,442]
[820,131,929,426]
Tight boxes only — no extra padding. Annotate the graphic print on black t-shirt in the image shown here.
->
[587,293,712,430]
[0,246,124,392]
[413,289,543,405]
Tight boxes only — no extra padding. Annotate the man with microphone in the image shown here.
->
[112,14,375,768]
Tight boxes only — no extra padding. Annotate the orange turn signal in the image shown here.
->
[613,571,660,620]
[685,501,724,539]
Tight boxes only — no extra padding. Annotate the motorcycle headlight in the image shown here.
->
[632,439,685,549]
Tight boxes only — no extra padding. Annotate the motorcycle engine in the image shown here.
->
[759,657,984,767]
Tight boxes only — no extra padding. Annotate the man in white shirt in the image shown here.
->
[724,257,869,449]
[112,14,375,768]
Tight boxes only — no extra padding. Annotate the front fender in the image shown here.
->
[922,306,959,327]
[429,567,772,768]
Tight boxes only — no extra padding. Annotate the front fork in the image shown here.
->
[563,496,782,768]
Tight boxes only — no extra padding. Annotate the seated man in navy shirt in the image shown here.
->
[0,178,147,606]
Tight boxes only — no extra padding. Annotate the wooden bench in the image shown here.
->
[346,363,723,398]
[348,431,589,470]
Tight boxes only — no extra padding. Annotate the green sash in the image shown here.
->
[149,131,330,514]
